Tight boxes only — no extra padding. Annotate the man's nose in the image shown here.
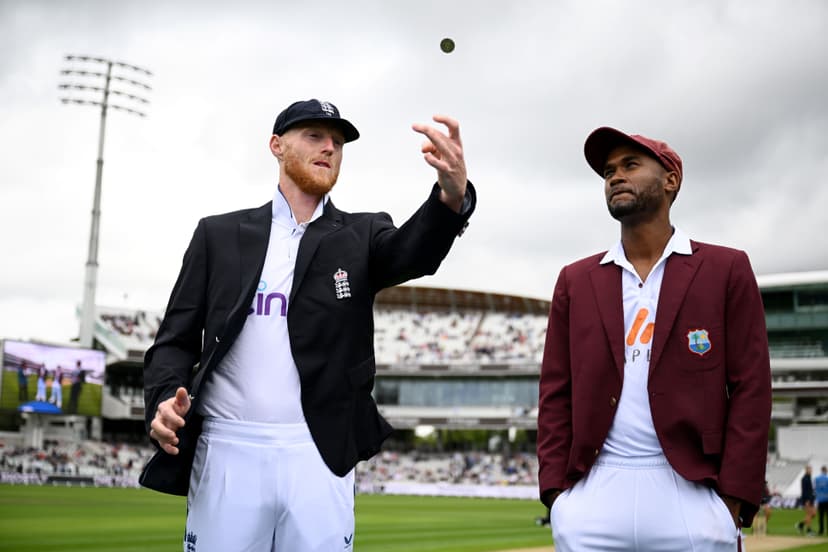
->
[608,173,626,186]
[320,135,336,153]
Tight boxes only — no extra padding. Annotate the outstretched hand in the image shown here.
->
[412,115,467,212]
[149,387,191,455]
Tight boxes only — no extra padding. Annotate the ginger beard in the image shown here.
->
[282,141,340,196]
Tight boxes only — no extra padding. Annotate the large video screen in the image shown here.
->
[1,339,105,416]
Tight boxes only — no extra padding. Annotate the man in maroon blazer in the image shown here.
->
[537,127,771,551]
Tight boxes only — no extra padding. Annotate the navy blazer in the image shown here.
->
[141,183,476,495]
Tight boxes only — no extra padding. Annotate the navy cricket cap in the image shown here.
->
[272,99,360,143]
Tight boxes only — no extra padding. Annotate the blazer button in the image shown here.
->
[215,336,220,343]
[594,448,600,456]
[610,396,617,407]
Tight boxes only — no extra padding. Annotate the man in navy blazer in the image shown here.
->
[141,99,475,551]
[537,127,770,551]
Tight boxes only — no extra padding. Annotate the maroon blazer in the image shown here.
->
[537,240,771,525]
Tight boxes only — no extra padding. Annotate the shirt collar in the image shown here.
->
[600,227,692,266]
[272,185,329,227]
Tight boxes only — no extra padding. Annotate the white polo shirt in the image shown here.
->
[198,187,327,423]
[600,228,693,457]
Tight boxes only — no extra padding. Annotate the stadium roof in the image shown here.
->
[376,285,550,313]
[756,270,828,290]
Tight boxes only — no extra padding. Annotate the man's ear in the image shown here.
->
[269,135,283,160]
[664,171,680,202]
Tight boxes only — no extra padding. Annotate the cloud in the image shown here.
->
[1,0,826,342]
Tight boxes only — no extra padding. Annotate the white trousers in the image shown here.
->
[550,452,741,552]
[184,417,355,552]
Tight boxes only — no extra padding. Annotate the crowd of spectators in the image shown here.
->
[2,437,813,511]
[374,309,547,365]
[0,439,153,487]
[99,310,161,345]
[468,313,547,363]
[355,450,538,487]
[99,307,550,366]
[96,307,828,364]
[0,437,538,489]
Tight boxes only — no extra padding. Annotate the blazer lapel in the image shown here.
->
[589,262,625,379]
[198,202,271,381]
[649,241,702,375]
[231,202,272,319]
[290,200,344,303]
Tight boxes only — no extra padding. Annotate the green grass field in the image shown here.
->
[0,484,825,551]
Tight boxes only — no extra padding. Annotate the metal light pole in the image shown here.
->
[59,55,152,348]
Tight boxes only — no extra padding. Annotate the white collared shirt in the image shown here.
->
[198,187,327,422]
[600,228,693,457]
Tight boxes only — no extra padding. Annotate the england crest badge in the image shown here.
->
[333,268,352,299]
[320,101,336,116]
[687,329,712,356]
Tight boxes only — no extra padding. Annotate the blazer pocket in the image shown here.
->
[346,356,375,391]
[680,325,723,371]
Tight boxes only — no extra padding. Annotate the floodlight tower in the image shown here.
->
[59,55,152,348]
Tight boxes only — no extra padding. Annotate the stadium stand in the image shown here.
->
[94,306,162,363]
[0,435,538,492]
[0,436,153,487]
[3,272,827,500]
[374,308,484,364]
[97,305,549,366]
[765,457,807,496]
[357,450,537,487]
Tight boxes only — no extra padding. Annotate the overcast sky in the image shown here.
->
[1,0,826,344]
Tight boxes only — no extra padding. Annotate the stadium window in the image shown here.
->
[374,380,400,405]
[795,290,828,312]
[762,291,794,313]
[393,378,539,407]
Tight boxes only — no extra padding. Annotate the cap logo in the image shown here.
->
[320,101,336,117]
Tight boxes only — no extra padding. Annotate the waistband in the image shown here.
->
[202,416,313,445]
[594,451,670,469]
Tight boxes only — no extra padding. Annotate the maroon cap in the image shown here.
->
[584,127,682,182]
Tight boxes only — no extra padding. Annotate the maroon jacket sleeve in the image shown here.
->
[717,250,772,522]
[537,266,572,502]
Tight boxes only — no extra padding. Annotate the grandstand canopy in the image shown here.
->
[757,270,828,290]
[376,285,550,314]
